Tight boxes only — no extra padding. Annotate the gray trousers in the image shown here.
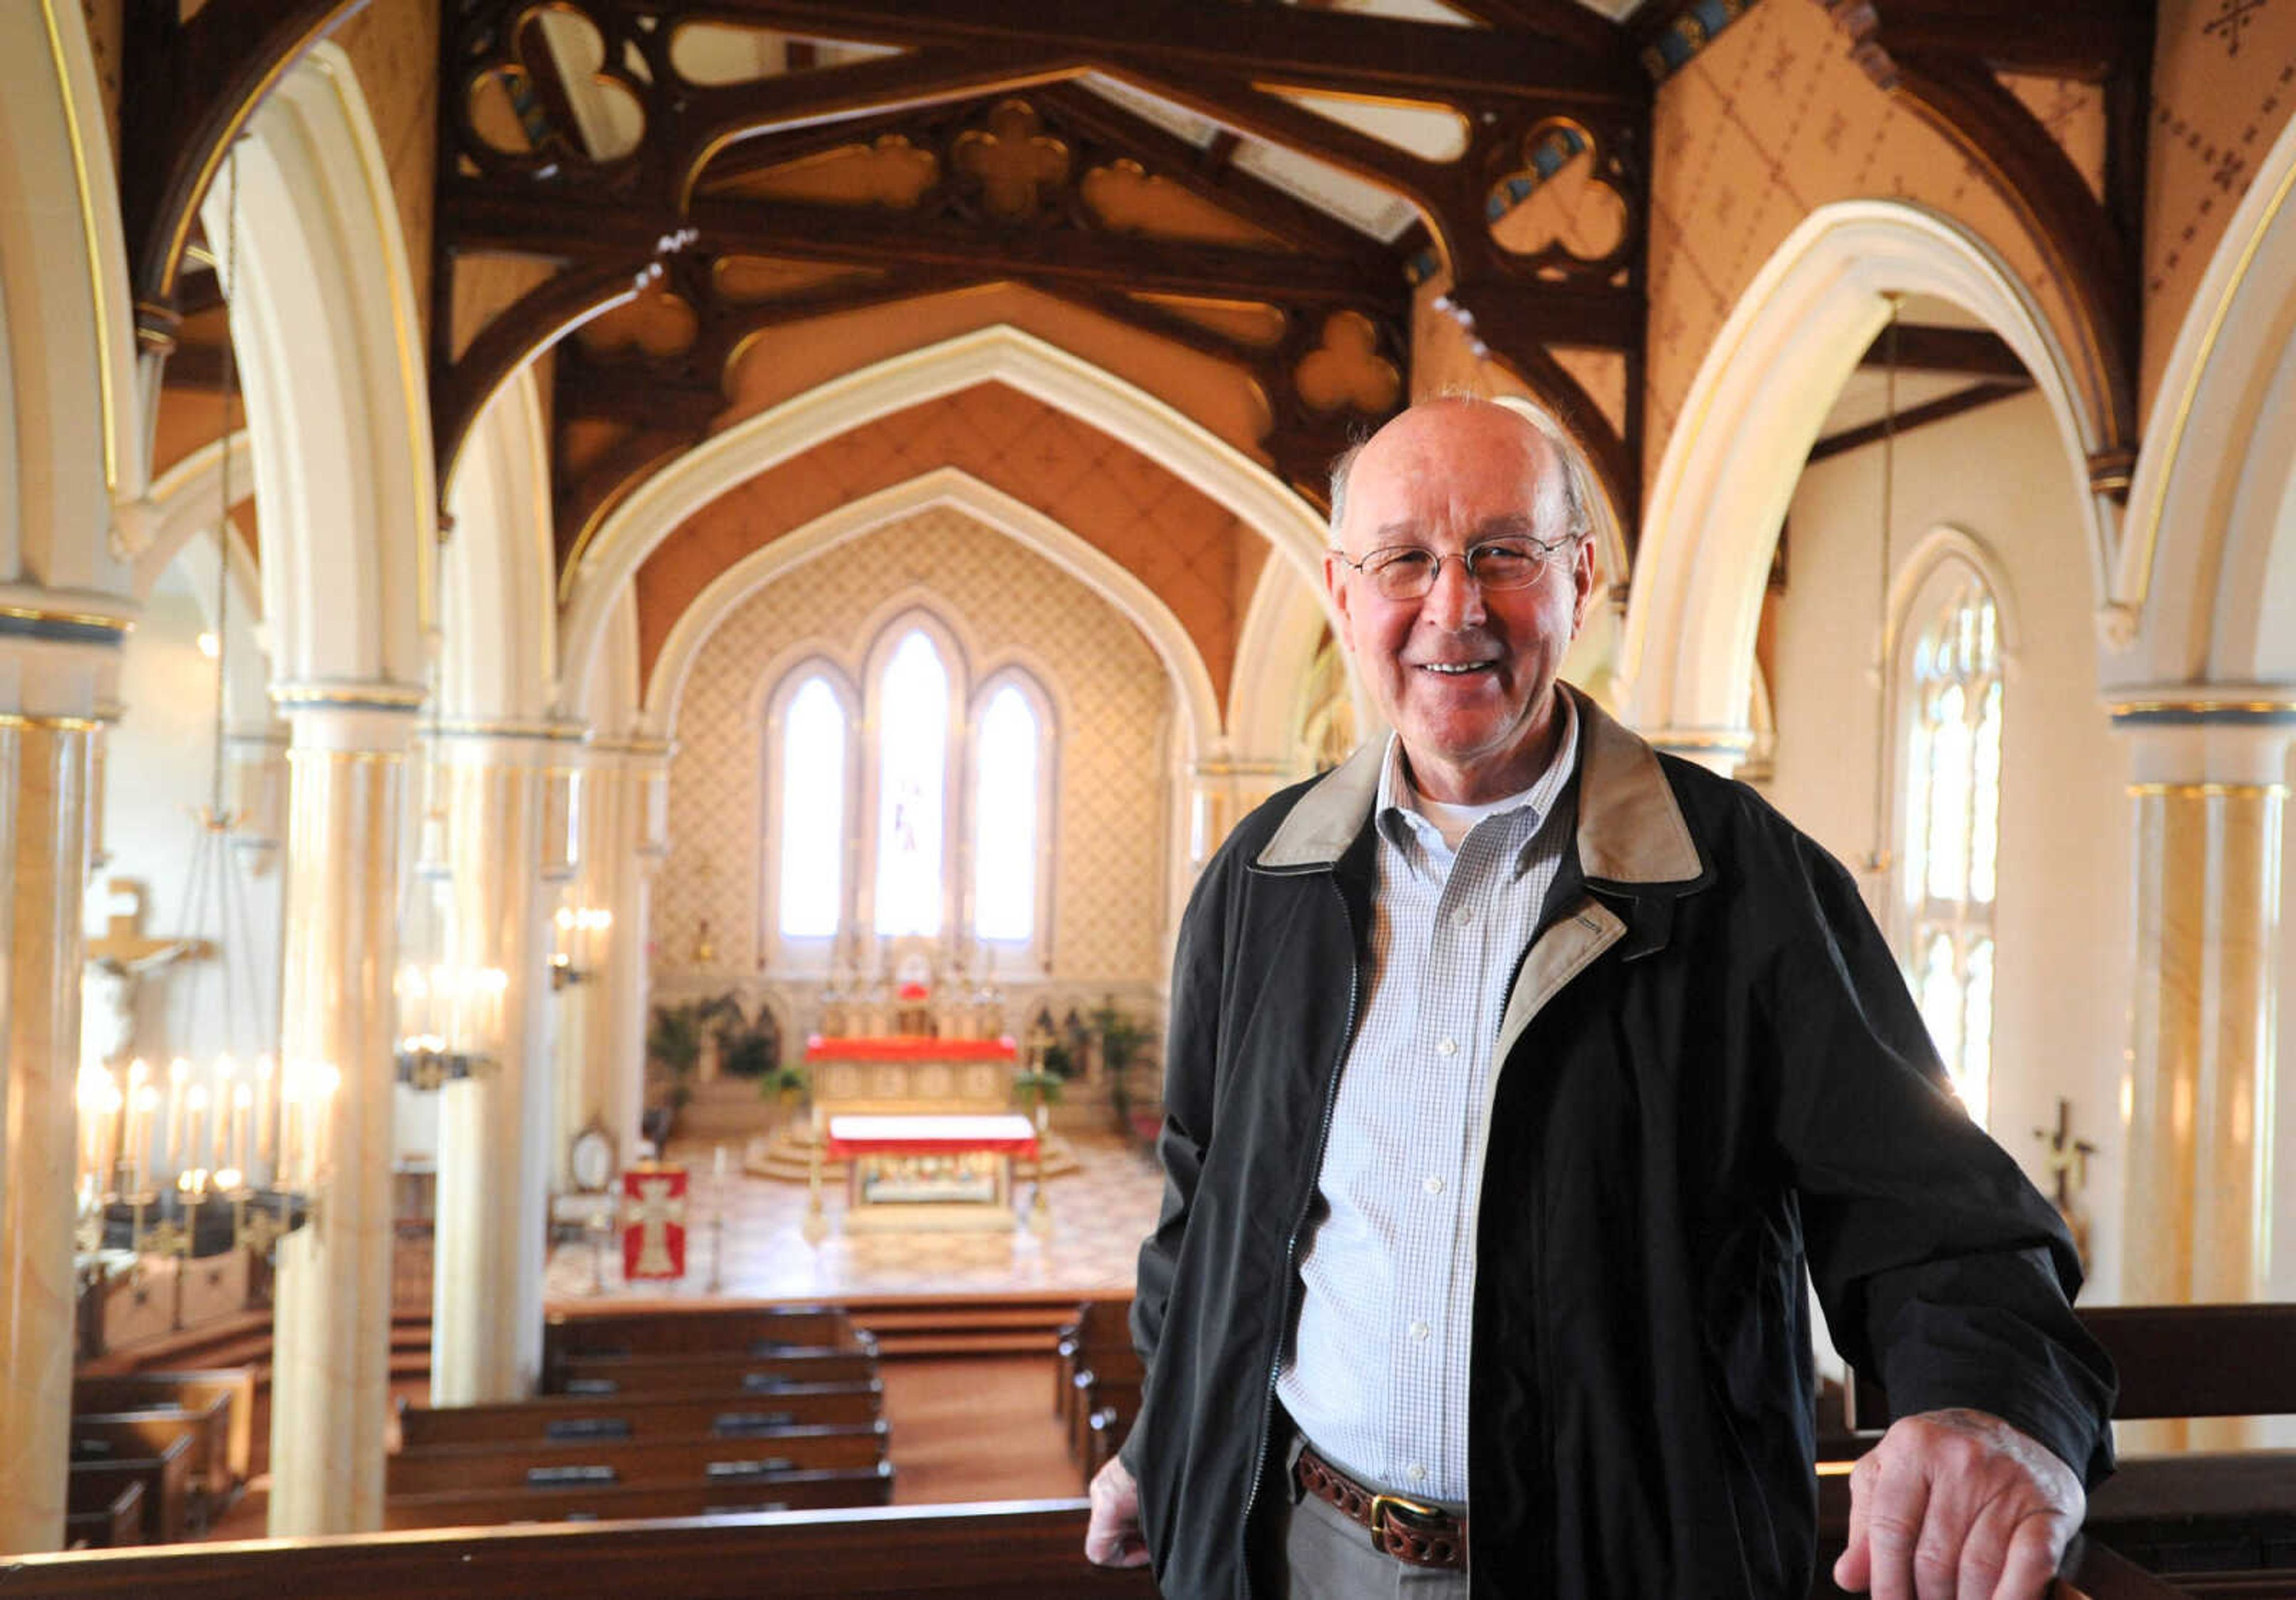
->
[1274,1439,1471,1600]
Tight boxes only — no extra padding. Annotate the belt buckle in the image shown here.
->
[1367,1490,1443,1555]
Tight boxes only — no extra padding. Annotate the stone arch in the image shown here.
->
[212,41,428,698]
[439,370,556,723]
[0,0,142,723]
[1619,200,2112,759]
[643,468,1222,766]
[560,325,1332,725]
[2114,113,2296,691]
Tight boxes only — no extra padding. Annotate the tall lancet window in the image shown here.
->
[874,630,949,935]
[972,682,1042,943]
[1898,569,2002,1127]
[777,675,847,939]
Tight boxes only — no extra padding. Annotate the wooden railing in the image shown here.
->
[0,1500,1158,1599]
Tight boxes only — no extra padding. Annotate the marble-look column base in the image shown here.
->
[0,722,91,1553]
[267,709,408,1537]
[2115,714,2291,1453]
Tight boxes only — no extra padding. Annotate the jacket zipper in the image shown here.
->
[1239,875,1363,1535]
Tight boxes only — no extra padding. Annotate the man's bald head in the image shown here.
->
[1327,396,1594,554]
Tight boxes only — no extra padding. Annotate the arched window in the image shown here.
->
[1897,567,2002,1126]
[874,630,949,936]
[972,680,1044,944]
[777,674,848,939]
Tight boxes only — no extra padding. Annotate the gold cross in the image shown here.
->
[2031,1097,2096,1214]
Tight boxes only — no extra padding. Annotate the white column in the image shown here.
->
[428,729,552,1405]
[557,738,666,1169]
[0,712,96,1553]
[2115,709,2291,1451]
[267,695,413,1536]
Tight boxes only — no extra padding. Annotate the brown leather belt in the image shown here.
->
[1294,1443,1468,1570]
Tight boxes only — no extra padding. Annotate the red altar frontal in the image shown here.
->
[813,1113,1043,1235]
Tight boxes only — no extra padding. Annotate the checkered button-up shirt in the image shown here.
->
[1275,697,1579,1507]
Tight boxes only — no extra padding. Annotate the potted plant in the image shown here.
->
[760,1062,809,1115]
[645,1000,707,1141]
[1013,1066,1064,1132]
[1090,997,1157,1145]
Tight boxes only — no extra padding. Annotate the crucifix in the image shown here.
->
[83,878,205,1066]
[2032,1097,2098,1265]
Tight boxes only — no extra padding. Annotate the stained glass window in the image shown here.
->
[874,631,949,936]
[777,676,846,938]
[972,684,1040,942]
[1898,570,2002,1126]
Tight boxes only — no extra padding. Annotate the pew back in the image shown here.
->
[386,1421,891,1495]
[398,1382,882,1449]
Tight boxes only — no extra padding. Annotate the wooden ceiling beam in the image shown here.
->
[1858,324,2026,379]
[1409,0,1626,58]
[1029,84,1397,267]
[120,0,373,348]
[629,0,1645,105]
[1836,0,2151,78]
[1806,376,2034,464]
[441,183,1390,304]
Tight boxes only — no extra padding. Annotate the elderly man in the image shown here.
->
[1084,397,2112,1599]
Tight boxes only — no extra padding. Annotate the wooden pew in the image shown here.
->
[1055,1299,1134,1433]
[545,1306,860,1363]
[66,1432,193,1545]
[72,1402,234,1513]
[1838,1303,2296,1596]
[381,1462,896,1530]
[71,1369,253,1496]
[386,1420,890,1495]
[398,1381,881,1450]
[62,1476,144,1552]
[548,1346,878,1397]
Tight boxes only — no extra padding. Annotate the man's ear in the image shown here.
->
[1568,535,1598,635]
[1323,550,1356,651]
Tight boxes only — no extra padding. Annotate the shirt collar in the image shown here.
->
[1373,691,1581,874]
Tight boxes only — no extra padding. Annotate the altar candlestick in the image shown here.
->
[230,1082,253,1175]
[127,1083,158,1193]
[164,1057,191,1170]
[184,1084,210,1182]
[255,1054,276,1171]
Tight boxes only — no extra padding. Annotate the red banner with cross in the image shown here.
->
[621,1165,689,1281]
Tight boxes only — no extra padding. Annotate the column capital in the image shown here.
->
[276,682,422,757]
[425,716,587,770]
[2106,685,2296,788]
[0,584,138,721]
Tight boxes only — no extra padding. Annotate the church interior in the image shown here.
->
[4,0,2296,1593]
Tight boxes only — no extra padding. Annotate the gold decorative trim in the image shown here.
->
[424,717,588,743]
[269,681,428,711]
[2109,698,2296,718]
[0,601,133,633]
[2127,782,2288,799]
[283,745,406,765]
[2127,150,2296,616]
[36,0,120,491]
[0,712,103,732]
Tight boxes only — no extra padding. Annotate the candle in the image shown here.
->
[255,1054,276,1171]
[184,1084,210,1183]
[127,1083,158,1193]
[230,1082,253,1175]
[714,1144,728,1182]
[211,1055,237,1170]
[164,1057,190,1171]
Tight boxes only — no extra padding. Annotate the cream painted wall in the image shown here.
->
[88,558,286,1136]
[1756,390,2133,1304]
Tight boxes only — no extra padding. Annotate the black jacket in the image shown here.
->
[1121,688,2114,1599]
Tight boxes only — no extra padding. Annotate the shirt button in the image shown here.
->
[1409,1321,1430,1342]
[1436,1037,1458,1057]
[1453,906,1476,927]
[1407,1464,1429,1483]
[1422,1176,1444,1196]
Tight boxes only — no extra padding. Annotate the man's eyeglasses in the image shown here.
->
[1330,537,1576,601]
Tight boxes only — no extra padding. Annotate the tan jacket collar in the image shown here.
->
[1254,683,1706,889]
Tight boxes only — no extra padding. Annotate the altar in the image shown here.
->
[822,1113,1040,1233]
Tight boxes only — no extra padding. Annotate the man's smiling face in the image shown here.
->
[1324,401,1596,805]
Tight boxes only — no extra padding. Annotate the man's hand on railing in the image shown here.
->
[1084,1455,1151,1568]
[1833,1407,2086,1600]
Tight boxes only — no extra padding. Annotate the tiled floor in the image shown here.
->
[544,1129,1165,1304]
